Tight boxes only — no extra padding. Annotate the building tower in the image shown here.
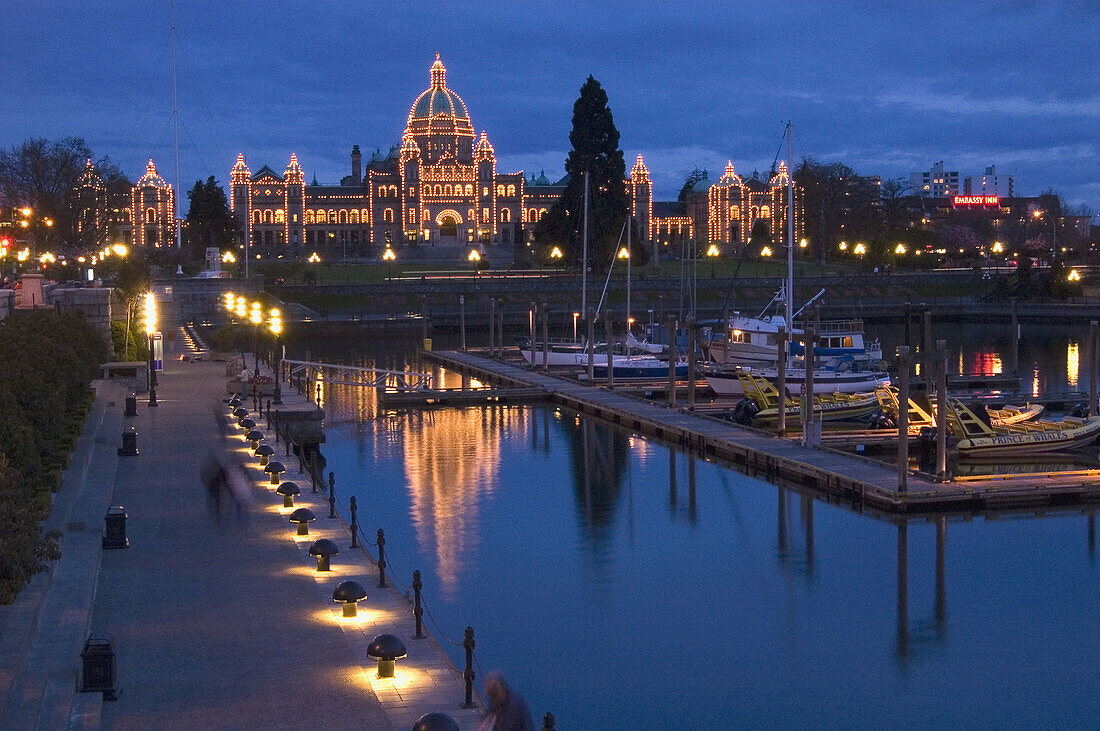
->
[73,159,108,249]
[630,154,653,258]
[475,131,496,242]
[131,160,174,249]
[230,153,252,246]
[284,153,305,251]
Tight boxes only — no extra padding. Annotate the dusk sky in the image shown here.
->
[4,1,1098,214]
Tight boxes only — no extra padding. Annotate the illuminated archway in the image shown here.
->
[435,209,463,238]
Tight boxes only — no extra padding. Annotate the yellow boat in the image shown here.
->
[730,372,878,425]
[986,402,1044,426]
[941,398,1100,457]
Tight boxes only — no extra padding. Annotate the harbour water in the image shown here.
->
[300,327,1100,726]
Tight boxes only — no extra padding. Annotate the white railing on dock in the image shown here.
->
[281,359,433,391]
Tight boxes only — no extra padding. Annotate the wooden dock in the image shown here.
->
[424,349,1100,515]
[378,386,549,407]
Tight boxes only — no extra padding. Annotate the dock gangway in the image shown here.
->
[280,359,434,391]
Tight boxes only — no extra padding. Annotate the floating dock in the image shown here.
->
[424,349,1100,515]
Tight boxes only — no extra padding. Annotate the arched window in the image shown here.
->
[539,208,548,220]
[434,185,443,196]
[422,209,429,220]
[500,208,511,223]
[328,210,337,224]
[760,205,771,218]
[263,210,273,224]
[349,210,359,224]
[444,184,452,196]
[377,186,386,198]
[730,205,739,219]
[383,208,394,224]
[496,185,505,196]
[147,208,157,224]
[408,209,415,224]
[464,184,473,196]
[305,210,314,225]
[389,185,398,196]
[275,209,286,223]
[506,185,516,197]
[468,208,475,220]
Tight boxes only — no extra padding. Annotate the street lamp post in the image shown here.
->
[269,308,282,404]
[144,293,157,407]
[249,302,262,373]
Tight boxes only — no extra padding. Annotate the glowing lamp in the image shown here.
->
[760,246,773,257]
[839,242,848,251]
[799,238,808,248]
[269,309,282,335]
[617,246,629,259]
[1068,269,1081,282]
[276,481,301,508]
[332,580,367,618]
[236,303,246,318]
[254,444,274,466]
[382,247,396,261]
[143,293,156,334]
[308,252,321,263]
[16,249,29,262]
[992,242,1004,253]
[224,292,235,310]
[264,460,285,485]
[20,207,31,217]
[366,633,407,679]
[854,243,866,255]
[288,507,315,535]
[112,244,127,257]
[245,429,264,450]
[39,252,56,264]
[467,249,481,262]
[894,243,907,255]
[706,244,720,257]
[308,538,339,572]
[549,246,563,259]
[222,250,236,263]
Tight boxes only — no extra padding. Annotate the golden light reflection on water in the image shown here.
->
[1032,368,1041,398]
[1067,341,1079,389]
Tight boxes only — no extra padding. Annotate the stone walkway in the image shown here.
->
[1,331,482,730]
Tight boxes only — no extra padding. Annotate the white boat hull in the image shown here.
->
[706,369,889,396]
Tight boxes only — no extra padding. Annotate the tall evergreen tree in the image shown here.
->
[534,76,635,270]
[184,176,238,260]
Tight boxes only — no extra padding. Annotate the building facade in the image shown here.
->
[910,161,960,197]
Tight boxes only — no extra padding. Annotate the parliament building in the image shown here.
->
[227,55,804,261]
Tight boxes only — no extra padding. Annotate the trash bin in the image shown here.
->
[118,426,138,457]
[124,393,137,417]
[80,634,120,700]
[423,338,432,351]
[103,506,128,549]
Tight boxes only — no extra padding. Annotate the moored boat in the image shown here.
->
[944,398,1100,457]
[705,361,889,396]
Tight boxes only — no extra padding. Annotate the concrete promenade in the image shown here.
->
[1,332,481,730]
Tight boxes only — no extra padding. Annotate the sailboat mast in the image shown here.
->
[581,171,588,321]
[626,212,631,339]
[785,122,794,329]
[170,0,182,249]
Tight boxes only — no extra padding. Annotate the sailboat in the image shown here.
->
[704,123,887,396]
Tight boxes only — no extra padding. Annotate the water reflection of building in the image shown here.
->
[565,420,630,540]
[399,406,527,597]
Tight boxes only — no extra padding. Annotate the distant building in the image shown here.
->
[130,159,176,249]
[678,164,803,251]
[910,161,959,197]
[964,165,1014,197]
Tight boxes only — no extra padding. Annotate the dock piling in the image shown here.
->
[1011,301,1019,377]
[935,340,948,480]
[459,295,466,352]
[802,327,818,447]
[667,317,678,407]
[586,308,595,383]
[412,570,425,639]
[541,300,549,373]
[529,302,537,370]
[777,326,787,437]
[461,626,476,708]
[604,311,614,389]
[923,307,933,394]
[489,299,497,356]
[897,346,910,493]
[349,497,358,549]
[376,529,387,588]
[1090,321,1097,416]
[686,316,696,410]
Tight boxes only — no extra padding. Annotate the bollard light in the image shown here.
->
[264,460,285,485]
[246,429,264,449]
[233,407,248,419]
[367,633,407,679]
[308,538,339,571]
[238,417,255,431]
[255,444,274,466]
[288,507,314,535]
[276,481,301,508]
[228,394,242,408]
[333,580,367,617]
[413,713,461,731]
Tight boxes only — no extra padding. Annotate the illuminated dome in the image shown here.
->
[409,54,470,123]
[137,159,168,189]
[405,54,475,164]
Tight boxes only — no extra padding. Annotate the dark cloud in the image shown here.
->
[2,1,1096,211]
